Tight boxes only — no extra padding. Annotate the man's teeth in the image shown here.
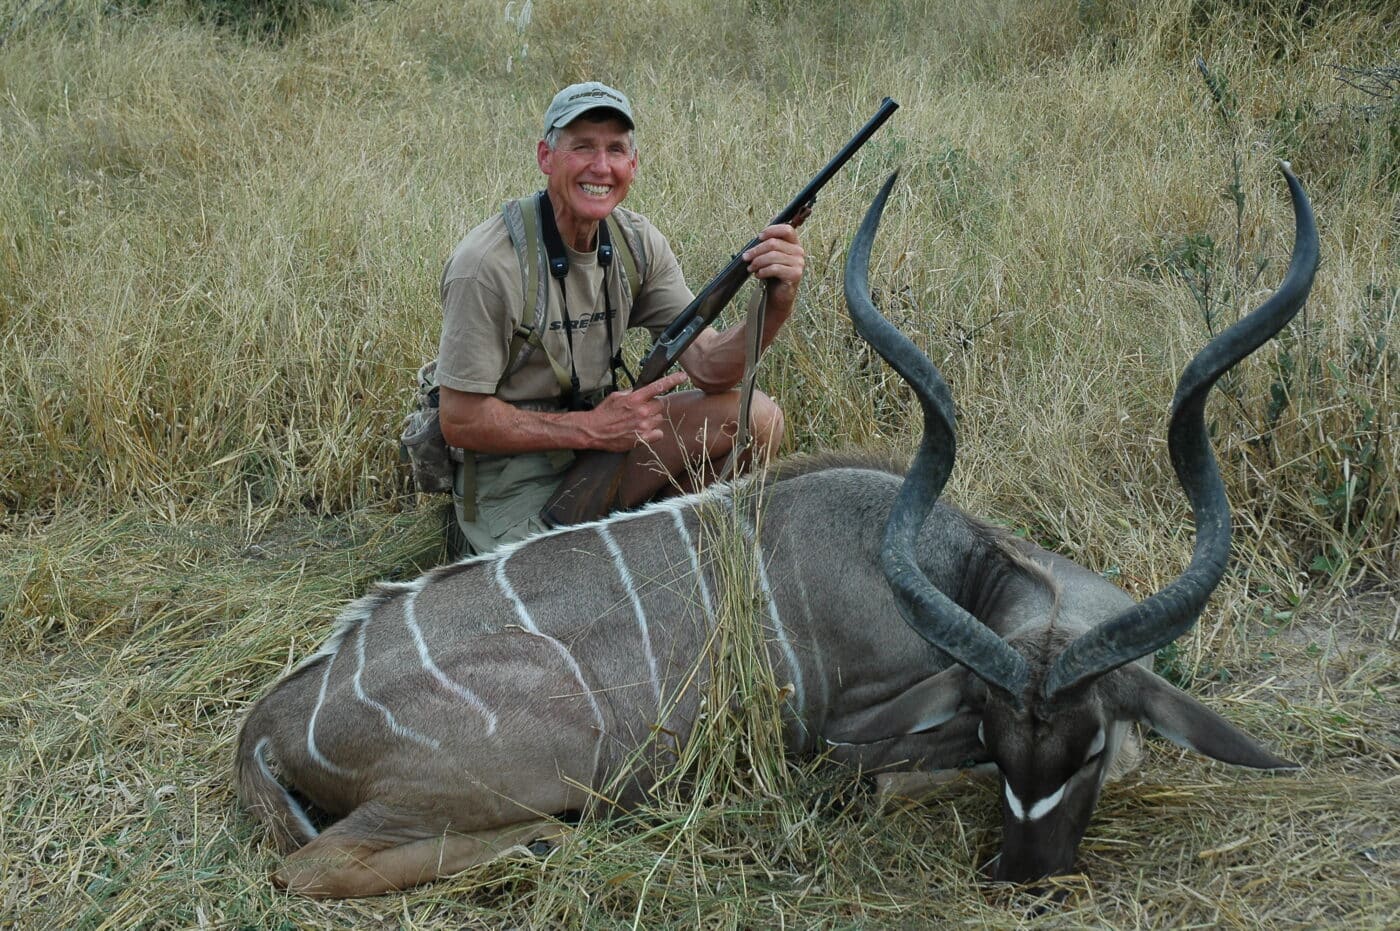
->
[581,183,611,196]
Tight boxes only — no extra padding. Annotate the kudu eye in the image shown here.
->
[977,721,985,746]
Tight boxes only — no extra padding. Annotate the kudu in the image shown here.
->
[236,163,1317,897]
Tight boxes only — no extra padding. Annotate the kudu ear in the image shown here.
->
[827,666,980,743]
[1123,666,1298,770]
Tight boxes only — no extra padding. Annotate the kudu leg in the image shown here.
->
[273,810,564,898]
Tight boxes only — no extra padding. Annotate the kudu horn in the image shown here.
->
[845,171,1031,707]
[1045,162,1319,700]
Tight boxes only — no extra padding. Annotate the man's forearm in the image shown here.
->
[439,392,594,455]
[678,283,796,393]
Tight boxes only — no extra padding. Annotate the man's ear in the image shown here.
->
[826,666,978,744]
[537,138,554,175]
[1123,665,1298,770]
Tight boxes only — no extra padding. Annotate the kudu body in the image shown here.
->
[237,164,1316,897]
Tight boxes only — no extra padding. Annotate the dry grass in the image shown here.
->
[2,0,1397,926]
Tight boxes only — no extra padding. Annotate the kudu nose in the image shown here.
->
[991,845,1076,885]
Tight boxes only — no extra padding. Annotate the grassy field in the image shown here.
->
[2,0,1397,926]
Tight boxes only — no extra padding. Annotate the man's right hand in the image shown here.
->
[582,371,690,452]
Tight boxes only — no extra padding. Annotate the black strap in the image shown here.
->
[537,189,576,281]
[536,191,629,400]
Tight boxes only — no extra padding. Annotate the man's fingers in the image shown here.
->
[758,223,800,243]
[748,248,806,284]
[744,225,802,260]
[634,370,689,400]
[744,233,805,276]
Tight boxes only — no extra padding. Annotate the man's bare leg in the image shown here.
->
[615,388,784,509]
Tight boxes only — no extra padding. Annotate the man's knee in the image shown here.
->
[748,392,785,458]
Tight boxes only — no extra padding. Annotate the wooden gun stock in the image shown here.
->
[544,449,628,527]
[540,97,899,529]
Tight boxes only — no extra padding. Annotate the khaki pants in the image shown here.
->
[452,450,575,556]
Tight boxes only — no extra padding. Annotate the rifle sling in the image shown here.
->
[719,282,768,483]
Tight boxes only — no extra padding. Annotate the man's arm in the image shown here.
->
[676,223,805,393]
[438,371,691,455]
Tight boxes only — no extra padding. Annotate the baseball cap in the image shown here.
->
[543,82,635,135]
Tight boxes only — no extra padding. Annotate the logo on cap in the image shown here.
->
[570,89,623,103]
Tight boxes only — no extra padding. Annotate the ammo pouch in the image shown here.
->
[399,361,456,495]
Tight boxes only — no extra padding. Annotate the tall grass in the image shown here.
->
[3,0,1393,572]
[2,0,1397,926]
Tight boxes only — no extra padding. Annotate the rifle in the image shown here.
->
[540,96,900,528]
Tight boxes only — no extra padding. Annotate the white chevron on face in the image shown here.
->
[1004,780,1067,823]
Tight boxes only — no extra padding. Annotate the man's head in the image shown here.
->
[538,82,639,244]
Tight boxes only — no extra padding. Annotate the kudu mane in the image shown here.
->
[762,448,907,481]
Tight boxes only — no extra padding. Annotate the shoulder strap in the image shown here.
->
[500,194,552,379]
[605,211,646,303]
[508,321,574,397]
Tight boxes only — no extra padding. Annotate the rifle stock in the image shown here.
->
[546,449,628,525]
[541,97,899,528]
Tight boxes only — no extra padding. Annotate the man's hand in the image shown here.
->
[675,223,805,395]
[581,371,690,452]
[741,223,806,301]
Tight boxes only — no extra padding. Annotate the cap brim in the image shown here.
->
[552,105,634,131]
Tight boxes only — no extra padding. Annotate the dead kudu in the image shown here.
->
[236,163,1317,897]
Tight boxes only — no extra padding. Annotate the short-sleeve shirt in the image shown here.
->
[436,205,694,405]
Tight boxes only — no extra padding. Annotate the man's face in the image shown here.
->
[537,116,638,239]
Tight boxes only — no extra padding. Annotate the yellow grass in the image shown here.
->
[2,0,1397,926]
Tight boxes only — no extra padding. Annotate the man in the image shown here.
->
[435,82,805,556]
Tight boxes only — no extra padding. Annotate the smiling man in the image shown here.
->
[434,82,805,556]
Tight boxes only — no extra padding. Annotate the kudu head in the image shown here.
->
[844,164,1318,883]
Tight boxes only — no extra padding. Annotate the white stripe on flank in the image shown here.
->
[598,524,661,705]
[353,620,440,750]
[403,590,498,736]
[736,514,806,716]
[1005,781,1067,822]
[254,738,319,840]
[292,580,426,675]
[495,554,607,782]
[306,651,352,776]
[671,508,715,625]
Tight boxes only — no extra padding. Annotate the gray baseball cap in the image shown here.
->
[543,82,635,135]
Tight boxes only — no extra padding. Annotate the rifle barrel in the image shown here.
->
[648,97,900,369]
[773,97,900,225]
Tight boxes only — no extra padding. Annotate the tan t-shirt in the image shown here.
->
[436,204,694,405]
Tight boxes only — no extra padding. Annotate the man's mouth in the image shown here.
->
[580,183,612,197]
